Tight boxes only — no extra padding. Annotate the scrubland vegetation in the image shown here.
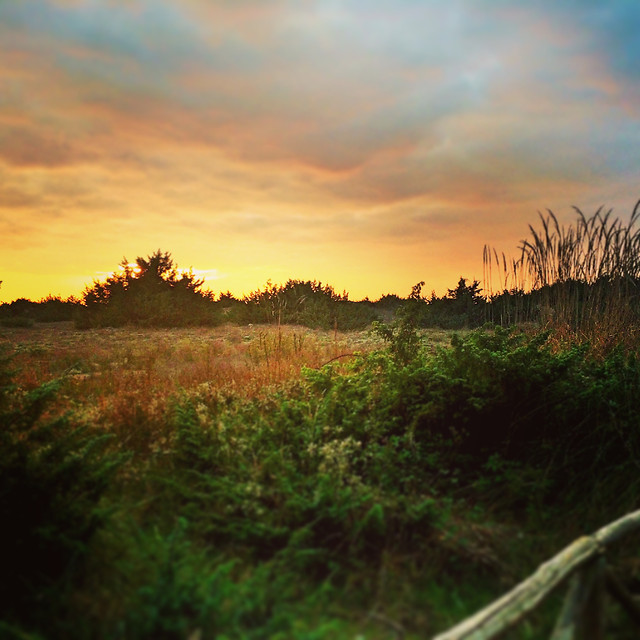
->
[2,204,640,639]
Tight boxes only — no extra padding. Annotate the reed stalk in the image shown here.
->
[483,201,640,349]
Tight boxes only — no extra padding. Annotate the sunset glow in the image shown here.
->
[1,1,638,303]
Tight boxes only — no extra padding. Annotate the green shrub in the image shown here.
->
[0,350,125,636]
[305,326,640,511]
[0,317,34,328]
[371,314,422,365]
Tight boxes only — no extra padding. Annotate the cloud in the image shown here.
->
[3,0,632,186]
[0,0,638,302]
[0,126,95,168]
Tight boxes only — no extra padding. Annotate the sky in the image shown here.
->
[0,0,638,303]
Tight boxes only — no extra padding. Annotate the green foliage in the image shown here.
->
[117,530,346,640]
[421,277,486,329]
[6,320,640,637]
[373,273,504,361]
[233,279,378,330]
[114,519,233,639]
[130,376,487,635]
[306,326,640,509]
[78,250,218,328]
[371,314,422,365]
[0,349,125,636]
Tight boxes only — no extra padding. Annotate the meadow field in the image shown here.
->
[4,321,388,398]
[2,315,640,639]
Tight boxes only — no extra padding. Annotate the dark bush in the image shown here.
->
[0,349,125,636]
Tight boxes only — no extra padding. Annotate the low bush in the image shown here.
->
[0,349,126,638]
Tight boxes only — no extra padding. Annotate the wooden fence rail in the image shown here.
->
[432,509,640,640]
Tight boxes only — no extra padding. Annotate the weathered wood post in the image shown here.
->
[432,509,640,640]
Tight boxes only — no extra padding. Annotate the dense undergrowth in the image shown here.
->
[2,322,640,638]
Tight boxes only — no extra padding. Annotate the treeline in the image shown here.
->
[0,295,82,327]
[75,251,382,330]
[6,272,640,336]
[0,250,490,331]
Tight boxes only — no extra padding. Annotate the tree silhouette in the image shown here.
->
[80,250,212,327]
[447,277,483,305]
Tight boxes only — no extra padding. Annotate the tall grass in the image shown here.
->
[2,324,382,431]
[484,201,640,349]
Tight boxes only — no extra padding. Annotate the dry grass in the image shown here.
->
[0,321,381,411]
[0,322,460,459]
